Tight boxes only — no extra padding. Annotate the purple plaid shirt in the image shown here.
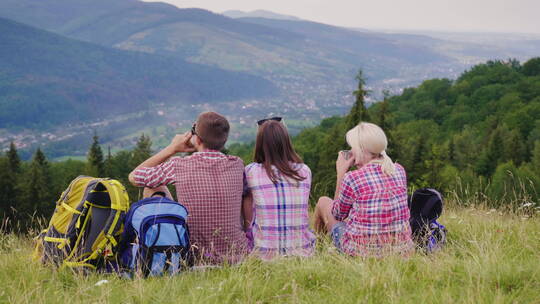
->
[245,162,316,259]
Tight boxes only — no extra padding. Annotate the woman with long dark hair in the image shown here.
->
[243,118,316,260]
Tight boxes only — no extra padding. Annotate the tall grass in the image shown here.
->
[1,203,539,304]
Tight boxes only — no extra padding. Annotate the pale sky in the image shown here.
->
[145,0,540,34]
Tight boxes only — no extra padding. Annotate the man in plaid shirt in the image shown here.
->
[128,112,249,264]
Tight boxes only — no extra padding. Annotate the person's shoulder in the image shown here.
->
[393,162,407,178]
[297,163,311,175]
[225,154,248,170]
[244,162,262,176]
[343,169,361,183]
[169,156,182,162]
[245,162,260,169]
[394,162,406,174]
[158,156,182,166]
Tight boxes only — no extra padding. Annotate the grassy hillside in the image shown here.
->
[1,205,538,303]
[0,17,276,129]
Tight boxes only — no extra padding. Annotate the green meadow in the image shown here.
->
[1,204,538,304]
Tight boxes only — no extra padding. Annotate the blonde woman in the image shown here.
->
[314,122,414,257]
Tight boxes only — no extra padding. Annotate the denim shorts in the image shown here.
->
[330,222,346,251]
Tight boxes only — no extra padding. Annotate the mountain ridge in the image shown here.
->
[0,16,277,129]
[222,9,301,21]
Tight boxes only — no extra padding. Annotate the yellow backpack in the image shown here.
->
[34,176,130,270]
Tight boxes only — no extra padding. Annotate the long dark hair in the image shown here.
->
[254,120,305,183]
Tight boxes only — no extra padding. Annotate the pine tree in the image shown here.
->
[20,148,52,222]
[422,144,445,189]
[504,130,527,166]
[0,156,14,221]
[129,134,152,170]
[410,136,428,182]
[86,133,104,177]
[378,91,391,131]
[7,141,20,173]
[476,128,504,176]
[378,90,394,156]
[104,145,113,178]
[345,69,370,131]
[1,142,21,224]
[314,122,345,196]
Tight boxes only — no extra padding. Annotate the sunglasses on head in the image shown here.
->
[257,117,282,126]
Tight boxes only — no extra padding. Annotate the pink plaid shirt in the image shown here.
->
[132,151,249,264]
[245,163,316,259]
[332,162,414,257]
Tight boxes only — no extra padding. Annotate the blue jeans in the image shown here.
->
[330,222,346,251]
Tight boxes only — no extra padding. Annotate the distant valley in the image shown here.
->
[0,0,538,159]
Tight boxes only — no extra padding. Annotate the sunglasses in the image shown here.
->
[257,117,282,126]
[191,123,197,136]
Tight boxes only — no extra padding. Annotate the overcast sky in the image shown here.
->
[145,0,540,34]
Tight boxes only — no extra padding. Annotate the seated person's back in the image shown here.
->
[314,122,413,258]
[129,112,248,264]
[243,119,316,259]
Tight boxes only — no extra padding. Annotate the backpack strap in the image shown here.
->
[100,179,130,212]
[62,179,130,270]
[412,188,443,222]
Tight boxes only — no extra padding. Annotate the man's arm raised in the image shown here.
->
[128,132,196,186]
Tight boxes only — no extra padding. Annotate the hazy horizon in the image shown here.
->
[144,0,540,35]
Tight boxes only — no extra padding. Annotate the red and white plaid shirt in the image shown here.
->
[332,162,414,257]
[132,151,249,264]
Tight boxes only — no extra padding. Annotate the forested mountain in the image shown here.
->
[230,58,540,204]
[0,0,459,87]
[0,17,276,129]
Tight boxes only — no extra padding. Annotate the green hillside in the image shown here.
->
[230,58,540,206]
[0,17,276,129]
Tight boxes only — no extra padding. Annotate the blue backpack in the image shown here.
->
[118,195,192,277]
[408,188,447,253]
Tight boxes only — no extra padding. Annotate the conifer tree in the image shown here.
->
[104,146,113,178]
[86,133,104,177]
[7,141,20,173]
[0,156,13,221]
[20,148,52,222]
[1,142,21,223]
[378,90,394,156]
[410,136,428,182]
[346,69,370,131]
[130,134,152,170]
[476,128,504,176]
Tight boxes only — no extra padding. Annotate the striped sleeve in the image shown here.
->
[131,157,178,188]
[332,172,356,221]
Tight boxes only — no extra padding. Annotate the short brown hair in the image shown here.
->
[195,112,230,150]
[254,120,305,183]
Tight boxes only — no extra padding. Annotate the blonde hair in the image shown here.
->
[345,122,396,176]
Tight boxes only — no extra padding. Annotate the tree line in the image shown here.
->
[2,57,539,232]
[230,58,540,208]
[0,134,153,231]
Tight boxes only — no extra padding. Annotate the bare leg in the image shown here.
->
[314,196,339,234]
[143,185,173,200]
